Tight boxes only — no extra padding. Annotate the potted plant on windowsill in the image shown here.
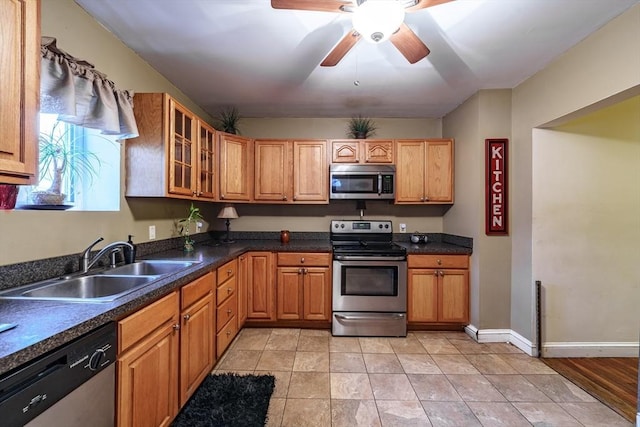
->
[347,116,377,139]
[30,120,100,207]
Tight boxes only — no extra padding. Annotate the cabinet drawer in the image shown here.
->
[277,252,331,267]
[217,293,237,333]
[216,259,237,285]
[181,272,214,310]
[216,274,237,304]
[217,317,238,357]
[118,291,178,352]
[408,255,469,269]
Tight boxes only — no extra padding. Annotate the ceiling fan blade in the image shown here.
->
[390,23,430,64]
[271,0,350,13]
[320,30,361,66]
[406,0,453,12]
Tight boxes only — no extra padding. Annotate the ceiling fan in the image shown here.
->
[271,0,453,66]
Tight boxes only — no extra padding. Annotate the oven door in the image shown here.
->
[332,259,407,312]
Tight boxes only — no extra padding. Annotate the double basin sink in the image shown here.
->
[0,260,200,303]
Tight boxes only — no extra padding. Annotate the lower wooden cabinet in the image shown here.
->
[216,259,238,357]
[116,272,216,427]
[276,252,331,321]
[246,252,276,320]
[179,273,215,406]
[407,255,469,325]
[237,253,248,327]
[117,292,180,427]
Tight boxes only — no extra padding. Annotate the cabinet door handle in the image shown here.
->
[173,324,180,331]
[433,271,439,277]
[221,194,225,199]
[283,195,287,201]
[227,269,232,275]
[183,314,191,321]
[439,271,445,277]
[226,330,231,336]
[227,309,232,315]
[227,287,232,294]
[303,268,308,275]
[298,268,303,274]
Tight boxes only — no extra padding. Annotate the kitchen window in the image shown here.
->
[19,114,121,211]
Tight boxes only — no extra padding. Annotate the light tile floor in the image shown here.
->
[212,328,633,426]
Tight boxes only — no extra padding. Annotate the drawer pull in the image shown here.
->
[300,257,305,263]
[437,259,442,265]
[227,309,232,315]
[183,314,191,321]
[227,287,232,294]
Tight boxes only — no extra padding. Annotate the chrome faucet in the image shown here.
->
[81,238,135,273]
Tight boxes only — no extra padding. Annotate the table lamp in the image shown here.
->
[217,204,239,243]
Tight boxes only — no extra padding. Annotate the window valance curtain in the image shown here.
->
[40,36,139,139]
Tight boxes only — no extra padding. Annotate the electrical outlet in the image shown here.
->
[399,223,407,233]
[148,225,156,240]
[196,221,203,233]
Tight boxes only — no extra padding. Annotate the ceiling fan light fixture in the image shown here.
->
[352,0,405,44]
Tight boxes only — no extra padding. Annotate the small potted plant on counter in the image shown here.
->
[178,202,204,252]
[347,115,377,139]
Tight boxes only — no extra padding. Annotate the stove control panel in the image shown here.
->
[331,220,393,234]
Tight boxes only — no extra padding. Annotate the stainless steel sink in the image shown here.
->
[0,259,201,303]
[103,260,199,276]
[0,275,160,302]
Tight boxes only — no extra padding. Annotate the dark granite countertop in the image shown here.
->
[0,236,470,376]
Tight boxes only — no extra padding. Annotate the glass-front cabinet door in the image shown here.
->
[197,121,216,200]
[168,99,197,196]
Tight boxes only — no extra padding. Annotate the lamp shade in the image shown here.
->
[352,0,405,44]
[217,205,239,219]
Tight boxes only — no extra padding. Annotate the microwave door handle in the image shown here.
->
[378,173,382,195]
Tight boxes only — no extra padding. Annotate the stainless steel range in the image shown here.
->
[331,220,407,337]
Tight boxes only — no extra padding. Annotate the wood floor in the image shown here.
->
[542,357,639,422]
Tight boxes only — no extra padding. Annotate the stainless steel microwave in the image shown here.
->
[329,164,395,200]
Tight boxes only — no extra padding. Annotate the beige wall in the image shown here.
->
[0,0,444,266]
[443,90,512,330]
[511,3,640,346]
[533,96,640,352]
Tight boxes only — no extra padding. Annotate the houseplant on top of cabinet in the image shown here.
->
[347,116,377,139]
[214,106,241,135]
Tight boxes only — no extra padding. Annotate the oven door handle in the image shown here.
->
[334,313,406,321]
[333,255,406,261]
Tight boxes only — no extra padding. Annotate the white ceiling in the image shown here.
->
[75,0,638,118]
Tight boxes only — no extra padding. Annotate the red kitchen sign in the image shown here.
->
[485,139,508,235]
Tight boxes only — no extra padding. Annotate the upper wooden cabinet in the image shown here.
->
[218,132,252,202]
[254,139,328,203]
[0,0,39,185]
[254,139,291,202]
[395,139,454,204]
[293,140,328,203]
[331,140,394,164]
[126,93,216,200]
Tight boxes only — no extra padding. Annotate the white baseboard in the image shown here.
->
[542,342,640,358]
[464,325,536,356]
[465,325,640,358]
[636,412,639,427]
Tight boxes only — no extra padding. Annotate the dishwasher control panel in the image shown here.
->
[0,322,117,427]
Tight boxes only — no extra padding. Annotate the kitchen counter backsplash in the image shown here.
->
[0,231,470,292]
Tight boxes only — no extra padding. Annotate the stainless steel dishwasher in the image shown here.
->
[0,322,116,427]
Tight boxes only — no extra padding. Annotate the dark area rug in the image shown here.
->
[172,373,276,427]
